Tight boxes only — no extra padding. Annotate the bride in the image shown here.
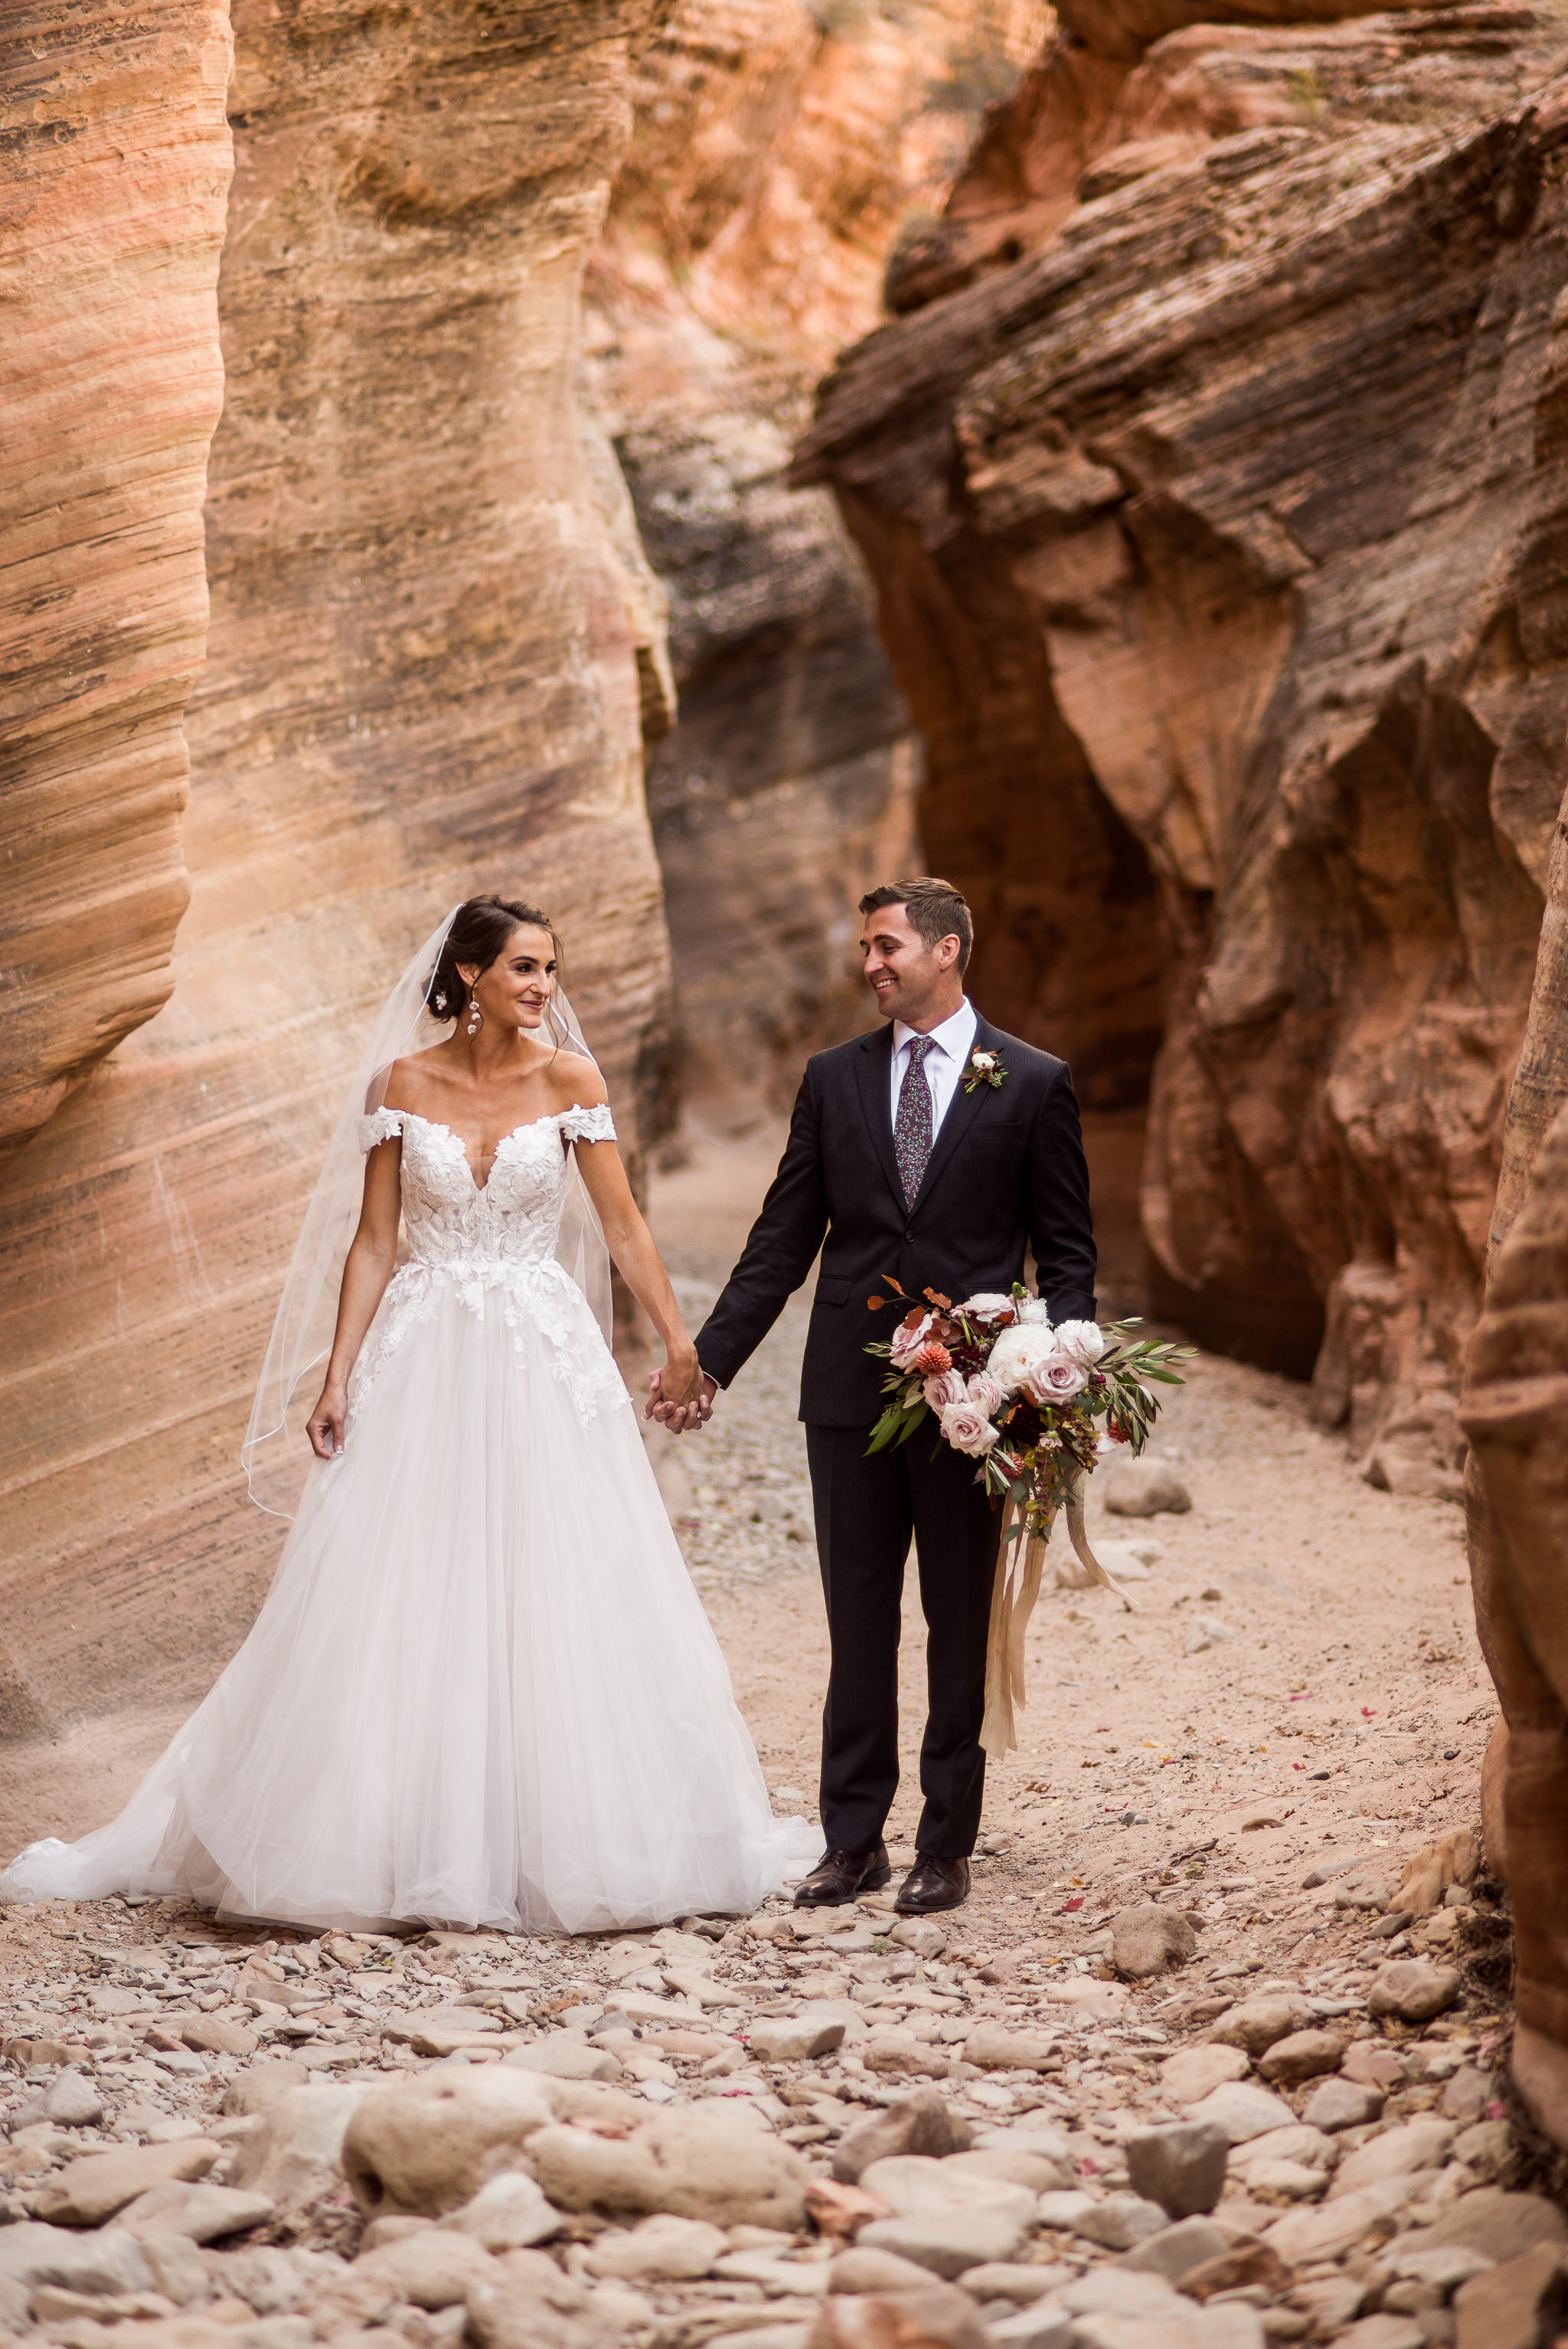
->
[2,897,815,1933]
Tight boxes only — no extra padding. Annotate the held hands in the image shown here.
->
[307,1384,348,1462]
[645,1352,717,1435]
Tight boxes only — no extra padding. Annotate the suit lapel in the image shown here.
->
[910,1014,1003,1220]
[854,1028,906,1214]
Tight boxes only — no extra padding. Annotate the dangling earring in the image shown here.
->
[465,994,483,1039]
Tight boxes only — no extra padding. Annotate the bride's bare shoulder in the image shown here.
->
[547,1047,609,1115]
[376,1046,453,1115]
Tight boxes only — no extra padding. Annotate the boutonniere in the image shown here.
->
[962,1045,1008,1094]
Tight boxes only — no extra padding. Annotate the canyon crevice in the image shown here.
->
[796,0,1568,1479]
[0,0,674,1746]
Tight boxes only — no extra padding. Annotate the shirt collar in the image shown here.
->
[893,998,977,1063]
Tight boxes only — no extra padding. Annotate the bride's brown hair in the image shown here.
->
[426,896,564,1023]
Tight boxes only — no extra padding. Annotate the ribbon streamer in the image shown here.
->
[979,1465,1135,1756]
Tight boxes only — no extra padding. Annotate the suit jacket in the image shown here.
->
[694,1013,1097,1428]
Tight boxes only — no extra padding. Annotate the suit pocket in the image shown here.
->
[815,1274,852,1308]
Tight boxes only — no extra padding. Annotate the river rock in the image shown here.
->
[1110,1903,1197,1980]
[828,2245,943,2294]
[1263,2184,1413,2263]
[238,2083,376,2211]
[832,2090,973,2183]
[1452,2244,1566,2349]
[748,2015,848,2063]
[1416,2187,1568,2262]
[350,2226,498,2308]
[1208,1992,1313,2054]
[1183,2081,1297,2145]
[586,2213,727,2282]
[528,2104,812,2231]
[180,2017,260,2058]
[963,2023,1059,2072]
[222,2063,311,2116]
[944,2145,1074,2195]
[1071,2195,1171,2252]
[1124,2119,1228,2218]
[28,2068,105,2128]
[341,2071,565,2217]
[505,2036,621,2083]
[1119,2214,1232,2285]
[437,2171,562,2253]
[1102,1460,1193,1518]
[863,2029,951,2079]
[1258,2028,1346,2086]
[1367,1960,1462,2024]
[859,2158,1036,2229]
[0,2224,154,2296]
[118,2181,277,2243]
[857,2204,1031,2278]
[810,2282,995,2348]
[1160,2044,1250,2104]
[1330,2118,1455,2199]
[1304,2076,1386,2132]
[454,2246,605,2349]
[33,2139,221,2227]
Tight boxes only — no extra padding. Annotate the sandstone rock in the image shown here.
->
[858,2158,1036,2230]
[30,2069,105,2128]
[1343,2044,1410,2091]
[1160,2044,1250,2104]
[857,2205,1030,2279]
[340,2071,560,2217]
[237,2084,373,2212]
[1102,1461,1193,1518]
[1330,2118,1455,2199]
[962,2023,1060,2072]
[807,2181,894,2245]
[437,2171,562,2253]
[34,2139,220,2227]
[505,2037,621,2083]
[1070,2195,1171,2253]
[118,2183,276,2243]
[749,2015,848,2063]
[1396,1831,1482,1920]
[1453,2119,1511,2177]
[1110,1903,1197,1980]
[0,2224,154,2296]
[1208,1993,1312,2055]
[863,2030,951,2080]
[1035,2191,1101,2236]
[1304,2076,1386,2133]
[135,2233,211,2308]
[1258,2029,1346,2086]
[1454,2246,1568,2349]
[1124,2120,1228,2218]
[954,2262,1064,2303]
[222,2065,310,2117]
[1263,2184,1413,2265]
[988,2309,1076,2349]
[808,2281,993,2349]
[832,2092,972,2184]
[1367,1961,1462,2024]
[1413,2187,1568,2263]
[889,1923,949,1959]
[461,2246,608,2349]
[828,2246,942,2295]
[180,2018,260,2059]
[528,2104,811,2231]
[586,2213,727,2283]
[1183,2082,1297,2145]
[1231,2125,1338,2179]
[1442,2066,1491,2125]
[350,2228,497,2309]
[943,2145,1074,2195]
[1119,2213,1231,2285]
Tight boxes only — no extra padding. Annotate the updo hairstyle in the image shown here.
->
[425,895,564,1024]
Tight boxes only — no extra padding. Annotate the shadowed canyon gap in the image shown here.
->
[0,0,674,1746]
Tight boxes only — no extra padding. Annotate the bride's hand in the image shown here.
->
[658,1347,704,1410]
[307,1384,348,1461]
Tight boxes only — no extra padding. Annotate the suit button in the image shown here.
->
[904,1229,914,1242]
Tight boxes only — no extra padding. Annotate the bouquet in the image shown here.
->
[865,1279,1190,1753]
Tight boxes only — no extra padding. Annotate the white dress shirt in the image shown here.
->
[889,998,978,1139]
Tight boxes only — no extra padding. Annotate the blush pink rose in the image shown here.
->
[959,1292,1014,1325]
[939,1401,999,1456]
[924,1369,967,1412]
[888,1311,933,1369]
[1021,1351,1089,1406]
[967,1369,1004,1416]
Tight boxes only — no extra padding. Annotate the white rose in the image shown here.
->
[939,1401,999,1456]
[1016,1295,1054,1326]
[986,1323,1061,1396]
[959,1292,1014,1324]
[1053,1318,1105,1367]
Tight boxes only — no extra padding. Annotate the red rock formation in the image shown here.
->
[796,6,1568,1471]
[0,1,673,1770]
[0,0,234,1159]
[588,0,1047,1115]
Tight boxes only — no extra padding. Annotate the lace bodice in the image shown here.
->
[346,1103,625,1429]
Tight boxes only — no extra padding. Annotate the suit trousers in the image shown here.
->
[805,1420,1004,1860]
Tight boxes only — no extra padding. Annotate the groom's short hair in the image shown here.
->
[860,877,973,974]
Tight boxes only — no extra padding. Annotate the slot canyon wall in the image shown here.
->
[796,0,1568,1484]
[0,0,673,1763]
[586,0,1048,1119]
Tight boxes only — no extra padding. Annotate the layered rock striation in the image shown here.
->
[588,0,1047,1113]
[0,2,673,1753]
[797,2,1568,1466]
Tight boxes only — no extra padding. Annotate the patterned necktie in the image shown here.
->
[894,1035,934,1209]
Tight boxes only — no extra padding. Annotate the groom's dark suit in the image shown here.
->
[695,1011,1096,1860]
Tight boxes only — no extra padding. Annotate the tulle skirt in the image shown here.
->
[1,1279,816,1932]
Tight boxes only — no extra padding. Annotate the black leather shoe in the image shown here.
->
[793,1843,891,1906]
[894,1854,971,1913]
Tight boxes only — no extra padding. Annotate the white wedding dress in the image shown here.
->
[2,1103,815,1934]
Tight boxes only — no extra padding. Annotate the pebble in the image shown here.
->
[1303,2076,1386,2132]
[1124,2119,1228,2219]
[857,2201,1031,2276]
[1103,1459,1193,1517]
[749,2016,846,2063]
[1207,1992,1312,2053]
[1110,1903,1197,1980]
[1159,2044,1250,2103]
[1256,2027,1346,2085]
[831,2089,972,2183]
[1366,1959,1462,2024]
[32,2138,220,2227]
[583,2212,727,2281]
[963,2022,1059,2072]
[505,2034,621,2082]
[1181,2079,1297,2145]
[1119,2213,1231,2284]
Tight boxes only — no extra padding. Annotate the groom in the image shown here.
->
[652,878,1096,1913]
